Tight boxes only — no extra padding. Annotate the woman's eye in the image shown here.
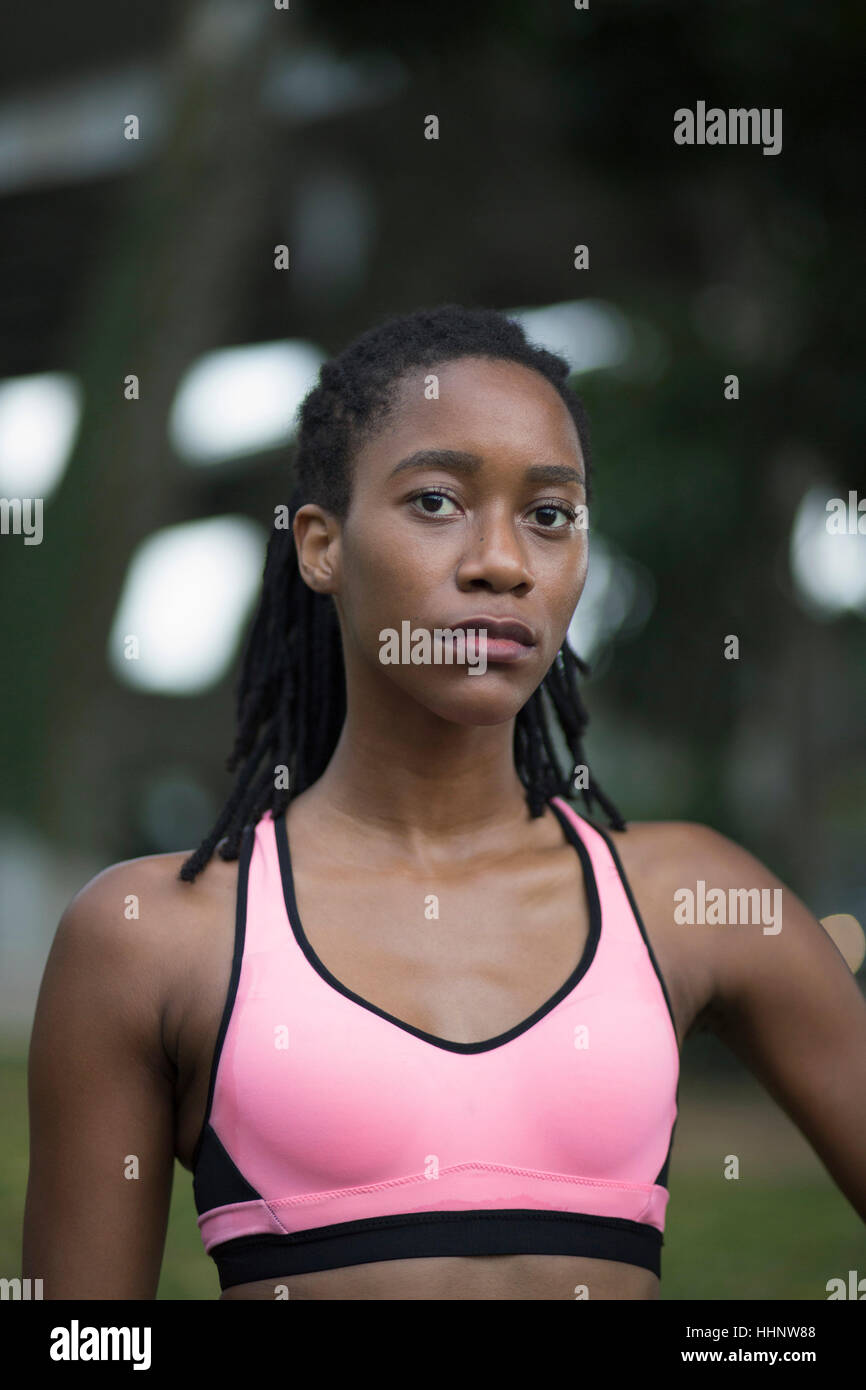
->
[410,490,460,516]
[530,503,576,529]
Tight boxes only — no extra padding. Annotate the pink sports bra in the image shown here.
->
[192,795,680,1290]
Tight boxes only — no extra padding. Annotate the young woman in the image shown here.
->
[23,305,866,1301]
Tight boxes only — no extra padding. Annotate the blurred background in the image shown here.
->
[1,0,864,1299]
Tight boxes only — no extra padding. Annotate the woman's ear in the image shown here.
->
[292,504,342,595]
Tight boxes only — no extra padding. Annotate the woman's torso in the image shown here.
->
[162,796,714,1300]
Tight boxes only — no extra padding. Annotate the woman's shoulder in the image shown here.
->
[49,843,242,999]
[591,815,768,888]
[594,812,860,1015]
[586,816,797,1032]
[66,841,240,918]
[589,814,800,947]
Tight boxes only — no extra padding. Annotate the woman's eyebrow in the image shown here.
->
[389,448,584,487]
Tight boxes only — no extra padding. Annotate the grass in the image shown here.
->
[662,1174,865,1300]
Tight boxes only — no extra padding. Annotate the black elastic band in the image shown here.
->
[212,1209,662,1288]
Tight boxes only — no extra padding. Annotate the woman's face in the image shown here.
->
[297,354,589,728]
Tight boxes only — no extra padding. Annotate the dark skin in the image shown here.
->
[23,358,866,1300]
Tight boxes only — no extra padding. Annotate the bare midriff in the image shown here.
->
[219,1254,660,1300]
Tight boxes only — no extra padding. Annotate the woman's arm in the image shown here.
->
[676,824,866,1223]
[22,863,177,1299]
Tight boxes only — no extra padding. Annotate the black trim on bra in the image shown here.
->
[578,813,681,1189]
[273,798,602,1054]
[210,1209,663,1288]
[194,1122,262,1214]
[190,821,255,1173]
[654,1140,674,1191]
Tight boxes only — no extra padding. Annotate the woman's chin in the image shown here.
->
[418,682,535,728]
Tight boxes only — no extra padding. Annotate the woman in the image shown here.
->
[23,304,866,1301]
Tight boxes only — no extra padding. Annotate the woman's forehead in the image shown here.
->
[360,356,583,467]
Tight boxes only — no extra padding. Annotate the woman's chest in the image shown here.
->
[173,819,700,1169]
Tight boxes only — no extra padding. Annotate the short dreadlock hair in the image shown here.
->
[180,303,625,881]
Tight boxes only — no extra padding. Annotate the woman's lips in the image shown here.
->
[454,618,535,645]
[433,629,535,663]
